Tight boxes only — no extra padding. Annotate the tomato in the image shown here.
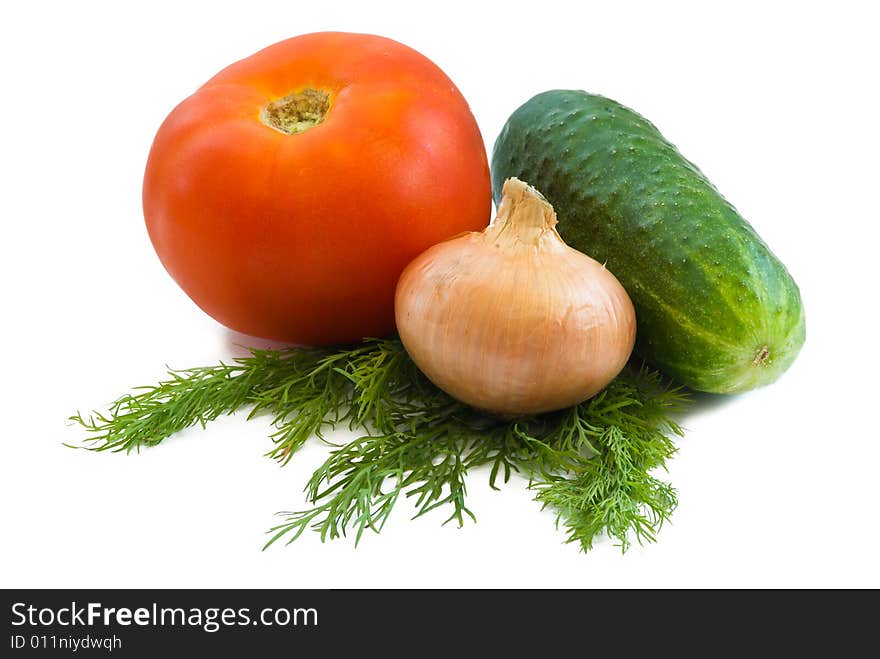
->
[143,32,490,345]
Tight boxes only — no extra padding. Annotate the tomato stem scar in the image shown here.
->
[261,88,330,134]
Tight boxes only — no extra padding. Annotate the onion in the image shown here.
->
[395,178,636,416]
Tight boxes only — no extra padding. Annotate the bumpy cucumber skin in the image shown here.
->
[491,90,804,393]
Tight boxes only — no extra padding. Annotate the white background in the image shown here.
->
[2,0,878,588]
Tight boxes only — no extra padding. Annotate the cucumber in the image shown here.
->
[491,90,804,393]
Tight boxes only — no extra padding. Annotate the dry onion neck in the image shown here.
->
[484,178,565,251]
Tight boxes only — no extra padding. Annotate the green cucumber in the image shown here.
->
[491,90,804,393]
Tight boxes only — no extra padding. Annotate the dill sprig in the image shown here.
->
[70,347,336,456]
[71,338,688,552]
[530,369,686,551]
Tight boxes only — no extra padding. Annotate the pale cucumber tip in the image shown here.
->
[695,317,806,394]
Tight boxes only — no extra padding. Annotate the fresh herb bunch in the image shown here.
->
[71,338,688,552]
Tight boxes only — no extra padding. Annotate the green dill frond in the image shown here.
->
[69,347,331,454]
[526,365,685,552]
[251,347,358,464]
[71,338,689,553]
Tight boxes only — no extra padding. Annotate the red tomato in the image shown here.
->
[143,32,490,344]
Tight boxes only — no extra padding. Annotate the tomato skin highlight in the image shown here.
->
[143,32,491,345]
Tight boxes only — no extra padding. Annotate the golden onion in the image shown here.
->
[395,178,636,416]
